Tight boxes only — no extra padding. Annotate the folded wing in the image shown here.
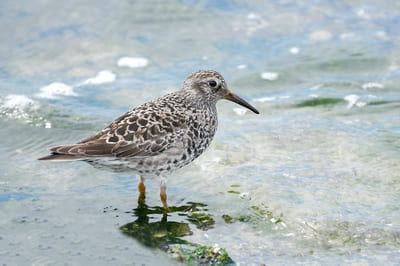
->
[39,104,187,161]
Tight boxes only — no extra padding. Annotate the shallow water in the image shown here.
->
[1,0,400,265]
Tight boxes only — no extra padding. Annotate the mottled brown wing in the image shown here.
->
[48,140,115,157]
[45,105,188,159]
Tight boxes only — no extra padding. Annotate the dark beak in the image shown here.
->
[225,89,259,114]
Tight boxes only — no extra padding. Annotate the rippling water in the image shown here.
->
[1,0,400,265]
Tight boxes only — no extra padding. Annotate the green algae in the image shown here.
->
[295,98,344,107]
[187,245,234,265]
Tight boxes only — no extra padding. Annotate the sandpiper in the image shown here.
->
[39,70,259,210]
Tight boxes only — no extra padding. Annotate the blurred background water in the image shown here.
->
[1,0,400,265]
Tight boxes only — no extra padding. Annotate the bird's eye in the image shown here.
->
[208,80,218,88]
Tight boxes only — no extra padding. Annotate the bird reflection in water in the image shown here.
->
[120,201,215,249]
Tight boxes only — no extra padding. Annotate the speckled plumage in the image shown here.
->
[39,70,259,210]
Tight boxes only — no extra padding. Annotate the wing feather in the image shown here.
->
[42,98,189,160]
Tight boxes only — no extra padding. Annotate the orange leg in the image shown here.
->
[160,177,170,212]
[138,176,146,205]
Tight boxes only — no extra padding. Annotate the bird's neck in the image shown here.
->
[179,89,217,114]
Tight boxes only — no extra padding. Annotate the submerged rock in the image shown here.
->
[187,245,234,265]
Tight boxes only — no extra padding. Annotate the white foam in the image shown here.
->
[254,96,276,102]
[356,101,367,107]
[362,82,384,90]
[309,30,332,41]
[0,95,54,127]
[237,64,247,69]
[36,82,77,99]
[289,47,299,54]
[344,94,366,109]
[233,107,247,116]
[81,70,116,86]
[260,72,279,81]
[0,94,42,124]
[117,57,149,68]
[1,94,39,110]
[344,94,359,109]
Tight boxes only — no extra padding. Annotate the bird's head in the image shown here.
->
[183,70,259,114]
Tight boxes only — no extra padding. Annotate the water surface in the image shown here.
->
[1,0,399,265]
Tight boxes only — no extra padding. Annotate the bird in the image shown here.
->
[39,70,259,210]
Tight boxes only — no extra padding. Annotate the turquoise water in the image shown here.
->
[1,0,400,265]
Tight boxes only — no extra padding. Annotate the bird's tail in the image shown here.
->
[38,153,81,161]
